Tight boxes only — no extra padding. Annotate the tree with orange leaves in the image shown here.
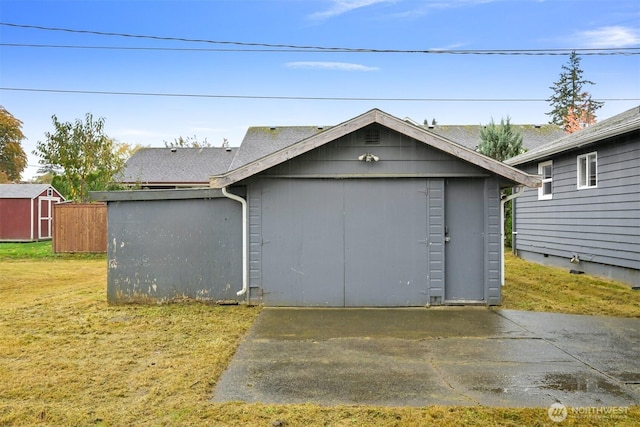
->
[547,52,603,133]
[0,106,27,183]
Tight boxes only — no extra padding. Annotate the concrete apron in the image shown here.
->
[212,308,640,407]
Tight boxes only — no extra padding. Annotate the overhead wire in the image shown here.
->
[1,22,638,102]
[1,42,639,55]
[1,22,639,56]
[1,87,637,102]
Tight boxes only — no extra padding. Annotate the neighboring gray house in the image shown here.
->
[505,106,640,287]
[94,109,541,306]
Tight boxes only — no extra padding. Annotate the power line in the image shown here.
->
[2,42,639,56]
[2,87,638,102]
[0,43,328,53]
[1,22,639,56]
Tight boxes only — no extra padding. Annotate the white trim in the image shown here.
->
[538,160,553,200]
[577,151,598,189]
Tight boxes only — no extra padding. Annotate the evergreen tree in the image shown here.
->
[477,116,524,162]
[547,52,603,132]
[478,116,524,248]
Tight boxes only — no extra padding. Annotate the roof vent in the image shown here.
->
[170,147,177,153]
[270,126,277,130]
[365,129,380,145]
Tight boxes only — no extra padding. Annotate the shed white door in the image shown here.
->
[38,197,58,239]
[259,179,430,307]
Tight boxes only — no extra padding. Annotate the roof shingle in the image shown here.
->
[120,147,237,184]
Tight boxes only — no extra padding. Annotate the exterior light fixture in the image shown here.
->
[358,153,380,162]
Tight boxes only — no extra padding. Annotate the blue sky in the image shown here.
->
[1,0,639,180]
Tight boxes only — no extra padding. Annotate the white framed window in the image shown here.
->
[538,160,553,200]
[577,152,597,189]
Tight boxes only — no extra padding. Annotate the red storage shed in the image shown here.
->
[0,184,65,242]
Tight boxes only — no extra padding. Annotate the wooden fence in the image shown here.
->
[53,203,107,253]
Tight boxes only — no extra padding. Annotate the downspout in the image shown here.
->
[221,187,247,297]
[501,186,524,287]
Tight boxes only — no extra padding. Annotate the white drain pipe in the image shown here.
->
[221,187,247,297]
[501,186,524,287]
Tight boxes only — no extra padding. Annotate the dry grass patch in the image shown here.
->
[1,257,638,426]
[0,259,259,426]
[502,254,640,318]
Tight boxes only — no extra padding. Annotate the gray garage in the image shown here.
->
[210,109,539,306]
[95,109,539,306]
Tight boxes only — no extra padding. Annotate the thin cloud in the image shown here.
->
[574,26,640,48]
[310,0,395,20]
[388,0,496,19]
[286,61,379,71]
[429,42,466,51]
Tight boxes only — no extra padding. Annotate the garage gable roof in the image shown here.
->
[210,109,541,188]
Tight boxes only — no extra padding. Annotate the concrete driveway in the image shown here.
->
[212,308,640,408]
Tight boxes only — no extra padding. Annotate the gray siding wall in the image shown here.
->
[514,133,640,276]
[426,179,445,303]
[107,197,242,303]
[247,183,263,304]
[486,177,502,304]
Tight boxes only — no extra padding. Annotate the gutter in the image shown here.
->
[221,187,248,297]
[500,186,524,287]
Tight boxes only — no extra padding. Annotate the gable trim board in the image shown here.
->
[210,109,540,189]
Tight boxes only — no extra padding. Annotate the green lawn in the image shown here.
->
[0,241,55,259]
[0,240,104,260]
